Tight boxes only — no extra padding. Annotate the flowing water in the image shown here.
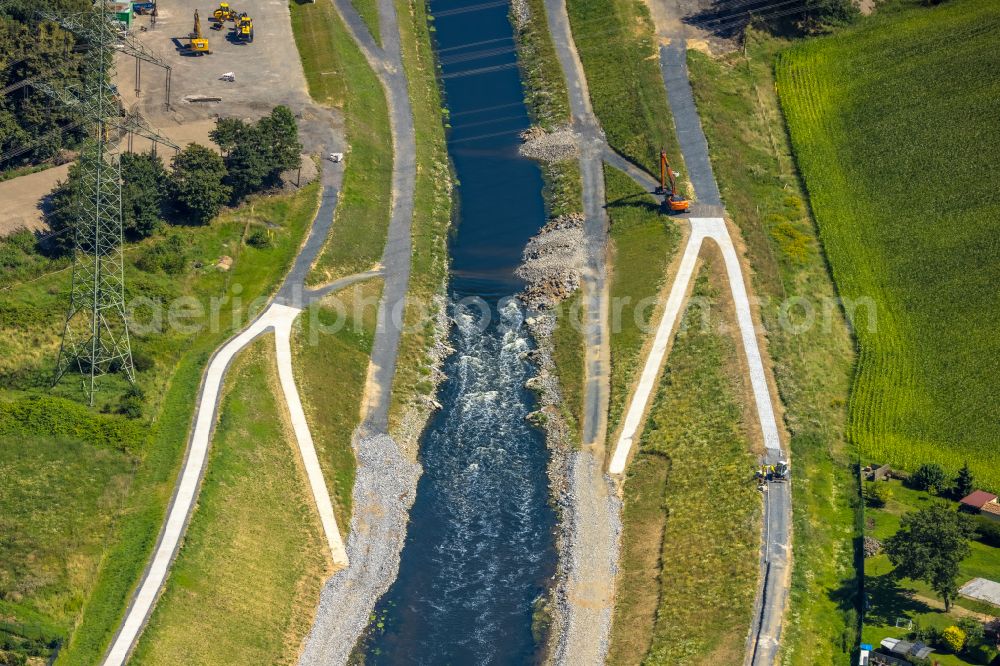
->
[360,0,557,662]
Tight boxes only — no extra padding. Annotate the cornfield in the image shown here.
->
[776,0,1000,490]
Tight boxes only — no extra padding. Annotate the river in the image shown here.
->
[358,0,558,662]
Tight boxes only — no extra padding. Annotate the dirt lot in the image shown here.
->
[0,0,342,237]
[0,164,70,236]
[120,0,340,150]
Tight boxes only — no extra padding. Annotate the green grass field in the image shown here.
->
[131,338,329,665]
[293,278,383,532]
[862,479,1000,666]
[291,0,394,286]
[0,184,319,665]
[350,0,382,46]
[776,0,1000,490]
[608,264,761,666]
[514,0,571,130]
[687,33,859,664]
[551,293,585,442]
[0,438,132,663]
[565,0,684,178]
[604,166,681,441]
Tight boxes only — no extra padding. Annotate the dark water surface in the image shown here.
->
[361,0,557,663]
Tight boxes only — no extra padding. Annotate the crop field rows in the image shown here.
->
[777,0,1000,490]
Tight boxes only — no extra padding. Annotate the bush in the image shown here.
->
[135,234,187,275]
[245,227,271,249]
[119,384,145,419]
[958,617,985,650]
[131,349,155,373]
[942,625,966,653]
[972,516,1000,547]
[864,481,891,507]
[911,463,948,494]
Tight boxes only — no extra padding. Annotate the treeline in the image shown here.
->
[46,106,302,254]
[0,0,91,170]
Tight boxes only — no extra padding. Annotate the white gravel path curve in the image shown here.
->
[103,303,349,666]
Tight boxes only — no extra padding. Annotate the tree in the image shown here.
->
[44,161,85,256]
[884,504,975,611]
[209,116,249,157]
[911,462,948,494]
[258,105,301,178]
[224,125,269,202]
[121,151,169,239]
[170,144,229,225]
[953,461,974,499]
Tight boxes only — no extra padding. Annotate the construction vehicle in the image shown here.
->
[232,12,253,42]
[211,2,235,25]
[756,460,790,483]
[188,9,210,54]
[655,148,689,214]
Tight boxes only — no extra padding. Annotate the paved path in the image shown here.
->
[327,0,417,433]
[103,298,354,665]
[540,0,792,659]
[542,0,622,663]
[609,218,782,471]
[100,0,418,657]
[296,2,426,665]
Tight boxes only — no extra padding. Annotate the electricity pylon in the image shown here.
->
[43,4,176,403]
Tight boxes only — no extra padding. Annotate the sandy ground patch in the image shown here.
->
[0,164,69,237]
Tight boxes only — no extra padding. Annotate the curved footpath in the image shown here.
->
[105,0,423,659]
[542,0,793,662]
[103,146,366,665]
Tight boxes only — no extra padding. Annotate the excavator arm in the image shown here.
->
[657,148,689,213]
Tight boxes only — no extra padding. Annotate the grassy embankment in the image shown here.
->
[603,167,680,439]
[511,0,585,440]
[293,278,383,532]
[350,0,381,46]
[608,265,761,665]
[130,338,330,664]
[385,0,452,441]
[687,32,858,663]
[862,479,1000,666]
[776,0,1000,490]
[292,0,453,441]
[0,184,320,665]
[293,0,393,286]
[565,0,684,179]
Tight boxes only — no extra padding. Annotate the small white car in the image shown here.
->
[328,152,344,163]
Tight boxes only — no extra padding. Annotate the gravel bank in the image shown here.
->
[516,213,585,311]
[551,451,622,665]
[519,125,579,163]
[298,432,421,666]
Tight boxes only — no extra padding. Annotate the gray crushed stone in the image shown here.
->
[298,432,421,666]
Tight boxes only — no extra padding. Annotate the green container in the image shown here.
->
[112,2,133,29]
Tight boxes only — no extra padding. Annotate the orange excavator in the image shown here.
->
[656,149,689,213]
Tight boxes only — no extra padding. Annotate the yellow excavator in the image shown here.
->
[233,12,254,42]
[656,148,689,214]
[188,9,210,54]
